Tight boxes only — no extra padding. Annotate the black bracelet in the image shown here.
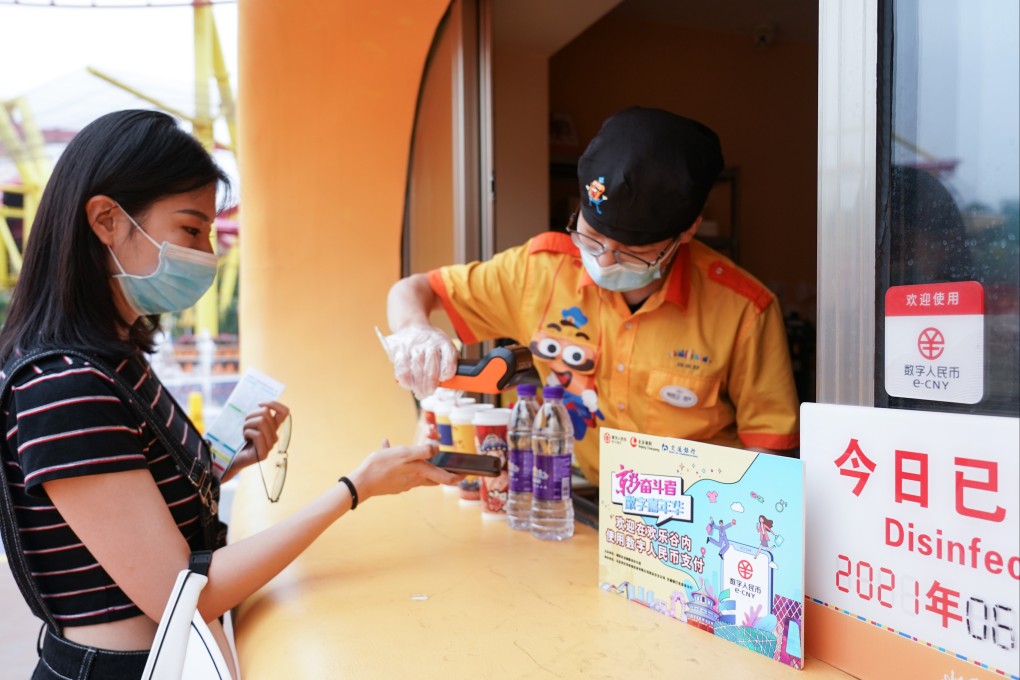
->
[338,476,359,510]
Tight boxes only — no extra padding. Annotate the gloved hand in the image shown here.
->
[384,325,459,399]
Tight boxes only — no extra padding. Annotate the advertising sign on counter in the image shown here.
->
[803,403,1019,680]
[598,428,805,669]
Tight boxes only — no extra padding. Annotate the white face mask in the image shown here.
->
[579,232,683,293]
[108,207,218,316]
[579,248,667,291]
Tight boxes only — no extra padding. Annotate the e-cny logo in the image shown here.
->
[917,327,945,360]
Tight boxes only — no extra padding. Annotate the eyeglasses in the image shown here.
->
[257,413,291,503]
[566,226,679,273]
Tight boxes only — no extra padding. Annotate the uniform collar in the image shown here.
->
[664,243,691,308]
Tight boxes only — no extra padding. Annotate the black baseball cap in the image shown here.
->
[577,107,724,246]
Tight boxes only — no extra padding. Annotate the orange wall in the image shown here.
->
[234,2,450,671]
[550,16,818,319]
[408,16,455,278]
[237,0,449,459]
[234,0,450,558]
[406,11,456,341]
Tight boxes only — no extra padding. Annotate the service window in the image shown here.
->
[876,0,1019,417]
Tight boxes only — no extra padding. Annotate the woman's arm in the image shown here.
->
[43,442,456,623]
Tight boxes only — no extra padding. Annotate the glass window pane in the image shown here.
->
[877,0,1019,416]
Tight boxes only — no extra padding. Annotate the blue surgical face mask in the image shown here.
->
[108,207,218,316]
[579,248,667,292]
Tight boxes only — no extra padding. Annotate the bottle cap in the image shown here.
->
[542,385,564,400]
[516,383,537,398]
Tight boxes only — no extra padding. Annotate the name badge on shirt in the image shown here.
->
[659,385,698,408]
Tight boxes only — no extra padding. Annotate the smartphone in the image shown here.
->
[428,451,502,477]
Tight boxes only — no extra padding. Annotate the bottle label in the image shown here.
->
[508,449,533,493]
[534,454,572,501]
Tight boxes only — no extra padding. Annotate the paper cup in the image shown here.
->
[418,395,442,445]
[473,408,512,516]
[450,404,494,501]
[432,398,475,452]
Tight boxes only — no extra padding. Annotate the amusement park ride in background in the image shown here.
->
[0,0,239,339]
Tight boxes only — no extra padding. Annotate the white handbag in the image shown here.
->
[142,552,235,680]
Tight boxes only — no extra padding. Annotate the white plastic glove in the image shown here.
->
[382,325,459,399]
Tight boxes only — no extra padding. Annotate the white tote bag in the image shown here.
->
[143,565,234,679]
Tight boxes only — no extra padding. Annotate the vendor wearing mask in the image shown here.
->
[385,106,799,482]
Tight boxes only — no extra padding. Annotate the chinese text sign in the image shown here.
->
[885,281,984,404]
[804,403,1018,680]
[599,428,805,669]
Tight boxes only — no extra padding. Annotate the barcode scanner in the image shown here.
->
[374,328,538,395]
[439,345,538,394]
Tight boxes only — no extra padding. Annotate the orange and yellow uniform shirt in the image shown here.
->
[428,232,799,482]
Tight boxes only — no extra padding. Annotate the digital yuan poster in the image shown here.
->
[598,428,804,669]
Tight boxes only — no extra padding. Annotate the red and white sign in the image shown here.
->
[885,281,984,404]
[804,404,1019,680]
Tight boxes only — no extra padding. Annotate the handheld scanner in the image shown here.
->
[439,345,538,394]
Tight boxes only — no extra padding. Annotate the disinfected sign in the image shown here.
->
[804,404,1019,680]
[884,281,984,404]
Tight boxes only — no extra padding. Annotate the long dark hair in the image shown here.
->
[0,110,230,362]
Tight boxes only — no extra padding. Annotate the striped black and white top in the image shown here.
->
[2,353,208,627]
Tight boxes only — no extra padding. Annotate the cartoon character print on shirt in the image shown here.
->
[529,305,604,440]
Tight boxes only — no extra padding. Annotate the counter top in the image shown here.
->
[232,482,851,679]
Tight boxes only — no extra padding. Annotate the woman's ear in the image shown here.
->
[85,195,121,246]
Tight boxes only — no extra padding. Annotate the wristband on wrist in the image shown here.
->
[338,475,359,510]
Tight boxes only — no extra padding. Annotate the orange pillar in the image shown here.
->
[233,1,449,675]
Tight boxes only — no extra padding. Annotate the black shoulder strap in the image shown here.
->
[0,353,60,630]
[0,349,222,630]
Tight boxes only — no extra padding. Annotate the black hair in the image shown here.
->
[0,109,231,363]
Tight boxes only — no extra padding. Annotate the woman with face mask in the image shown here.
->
[0,110,457,679]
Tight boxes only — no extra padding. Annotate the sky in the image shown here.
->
[0,0,239,183]
[0,1,238,101]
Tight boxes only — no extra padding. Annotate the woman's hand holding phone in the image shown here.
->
[346,441,461,505]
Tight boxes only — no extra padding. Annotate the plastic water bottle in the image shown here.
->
[506,384,540,530]
[530,385,574,541]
